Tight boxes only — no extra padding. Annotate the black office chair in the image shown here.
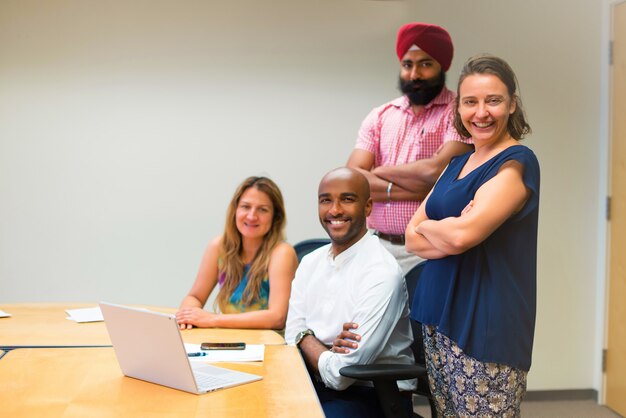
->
[293,238,331,263]
[339,261,436,418]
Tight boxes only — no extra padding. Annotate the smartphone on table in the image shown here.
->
[200,342,246,350]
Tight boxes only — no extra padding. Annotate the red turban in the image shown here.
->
[396,23,454,72]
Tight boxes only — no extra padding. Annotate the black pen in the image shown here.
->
[187,352,208,357]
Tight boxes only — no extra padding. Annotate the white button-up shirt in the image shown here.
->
[285,233,416,391]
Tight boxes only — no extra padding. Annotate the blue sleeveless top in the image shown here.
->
[411,145,540,371]
[218,264,270,314]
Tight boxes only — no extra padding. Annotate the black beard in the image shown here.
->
[398,71,446,105]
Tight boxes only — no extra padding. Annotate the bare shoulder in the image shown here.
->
[270,241,298,261]
[497,159,525,177]
[207,235,223,251]
[268,242,298,280]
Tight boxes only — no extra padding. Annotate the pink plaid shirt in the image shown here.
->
[355,88,471,235]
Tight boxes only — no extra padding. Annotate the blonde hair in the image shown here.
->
[215,176,286,311]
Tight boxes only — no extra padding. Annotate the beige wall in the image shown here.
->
[0,0,608,392]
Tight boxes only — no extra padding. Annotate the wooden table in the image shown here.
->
[0,303,285,348]
[0,303,322,417]
[0,346,323,418]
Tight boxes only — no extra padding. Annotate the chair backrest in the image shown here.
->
[293,238,331,263]
[404,260,427,365]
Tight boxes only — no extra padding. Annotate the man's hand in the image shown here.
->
[331,322,361,354]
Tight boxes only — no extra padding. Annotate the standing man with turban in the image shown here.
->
[347,22,473,274]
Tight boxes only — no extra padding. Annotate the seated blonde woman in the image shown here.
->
[176,176,298,330]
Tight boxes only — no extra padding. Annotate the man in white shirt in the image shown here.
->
[285,167,415,418]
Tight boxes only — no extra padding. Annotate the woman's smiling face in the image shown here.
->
[458,73,516,144]
[235,187,274,241]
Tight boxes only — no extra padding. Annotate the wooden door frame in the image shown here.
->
[601,0,626,405]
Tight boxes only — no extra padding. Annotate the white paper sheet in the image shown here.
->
[0,309,11,318]
[184,342,265,363]
[65,307,103,323]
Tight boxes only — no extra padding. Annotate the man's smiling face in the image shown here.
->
[318,168,372,256]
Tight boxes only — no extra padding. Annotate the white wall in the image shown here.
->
[0,0,607,392]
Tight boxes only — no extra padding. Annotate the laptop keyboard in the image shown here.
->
[194,371,231,390]
[192,364,260,392]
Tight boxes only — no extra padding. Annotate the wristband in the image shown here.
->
[386,181,393,203]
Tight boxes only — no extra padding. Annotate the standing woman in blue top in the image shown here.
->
[405,55,540,417]
[176,176,298,330]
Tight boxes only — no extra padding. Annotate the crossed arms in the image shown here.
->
[404,160,531,259]
[347,141,473,202]
[285,265,408,390]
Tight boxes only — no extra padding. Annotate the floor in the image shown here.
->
[414,399,623,417]
[519,400,622,417]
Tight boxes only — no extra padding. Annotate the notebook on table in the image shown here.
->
[99,302,262,394]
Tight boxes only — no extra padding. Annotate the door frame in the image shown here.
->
[600,0,626,405]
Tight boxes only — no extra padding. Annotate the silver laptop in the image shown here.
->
[100,302,262,394]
